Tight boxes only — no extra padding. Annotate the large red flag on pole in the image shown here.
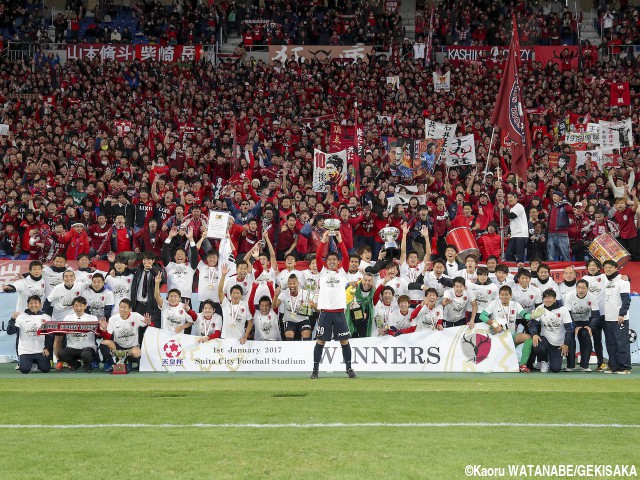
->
[353,101,362,192]
[490,14,531,180]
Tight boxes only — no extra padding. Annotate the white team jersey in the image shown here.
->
[467,282,498,314]
[277,268,306,290]
[372,301,399,335]
[317,267,347,310]
[346,271,363,284]
[582,274,607,314]
[484,300,525,333]
[223,273,255,301]
[47,282,85,321]
[604,275,630,322]
[531,278,561,300]
[558,282,577,305]
[401,262,424,302]
[537,306,572,346]
[160,302,192,332]
[445,262,461,277]
[410,304,444,331]
[191,312,222,337]
[62,312,98,350]
[253,267,276,305]
[105,273,134,311]
[388,309,412,331]
[220,298,251,340]
[42,266,65,296]
[423,272,450,303]
[302,269,320,284]
[443,289,475,321]
[278,289,308,324]
[82,287,115,319]
[491,274,516,289]
[10,275,46,312]
[165,261,195,299]
[107,312,147,348]
[252,310,281,341]
[376,277,408,298]
[455,268,477,284]
[15,312,50,355]
[564,291,597,323]
[511,284,542,313]
[75,269,107,286]
[197,262,220,303]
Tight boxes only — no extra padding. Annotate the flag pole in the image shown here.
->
[483,127,496,184]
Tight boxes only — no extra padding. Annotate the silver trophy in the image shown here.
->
[379,227,400,252]
[324,218,341,236]
[299,279,317,316]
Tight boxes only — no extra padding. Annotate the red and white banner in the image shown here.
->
[67,44,203,63]
[610,82,631,107]
[38,321,99,335]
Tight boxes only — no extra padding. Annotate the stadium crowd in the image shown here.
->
[0,0,637,376]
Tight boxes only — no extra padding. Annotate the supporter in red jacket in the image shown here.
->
[59,222,91,260]
[477,222,502,260]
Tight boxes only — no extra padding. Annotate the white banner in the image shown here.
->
[564,132,599,144]
[0,124,9,136]
[433,71,450,92]
[313,149,347,193]
[599,118,634,148]
[445,134,477,167]
[575,149,602,170]
[140,325,519,373]
[386,76,399,89]
[424,119,457,140]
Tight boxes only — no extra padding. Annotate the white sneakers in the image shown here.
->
[540,361,550,373]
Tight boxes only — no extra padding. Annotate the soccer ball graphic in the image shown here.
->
[630,329,637,345]
[163,339,182,359]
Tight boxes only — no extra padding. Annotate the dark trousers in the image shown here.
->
[618,236,639,261]
[591,314,606,365]
[505,237,526,263]
[134,301,161,344]
[534,336,563,373]
[567,326,593,369]
[58,347,96,368]
[443,318,466,328]
[18,353,51,374]
[604,320,631,372]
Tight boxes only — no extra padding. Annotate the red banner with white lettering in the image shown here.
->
[67,44,203,63]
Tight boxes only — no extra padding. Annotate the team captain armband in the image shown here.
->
[37,321,99,335]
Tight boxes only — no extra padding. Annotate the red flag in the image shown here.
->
[232,115,239,172]
[490,14,531,180]
[353,102,362,192]
[610,82,630,107]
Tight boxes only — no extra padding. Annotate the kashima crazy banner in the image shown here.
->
[140,325,519,373]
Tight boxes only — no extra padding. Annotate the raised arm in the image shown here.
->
[154,270,164,309]
[336,232,349,271]
[185,227,199,269]
[218,264,229,302]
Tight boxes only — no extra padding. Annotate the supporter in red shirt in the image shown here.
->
[613,195,639,260]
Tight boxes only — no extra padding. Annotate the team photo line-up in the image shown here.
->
[4,207,632,377]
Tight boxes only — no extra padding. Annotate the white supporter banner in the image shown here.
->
[0,124,9,136]
[313,149,347,193]
[424,119,457,141]
[599,118,634,148]
[140,325,519,372]
[445,134,477,167]
[433,71,450,92]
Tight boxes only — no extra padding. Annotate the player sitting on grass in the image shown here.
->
[479,286,534,373]
[246,293,282,342]
[194,300,223,343]
[98,299,151,373]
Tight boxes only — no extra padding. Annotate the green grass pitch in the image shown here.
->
[0,366,638,480]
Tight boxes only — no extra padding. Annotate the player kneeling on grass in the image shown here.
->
[98,299,151,373]
[389,289,444,335]
[440,277,477,328]
[9,295,52,374]
[479,286,534,373]
[58,297,99,372]
[154,271,197,333]
[385,295,412,336]
[529,289,573,373]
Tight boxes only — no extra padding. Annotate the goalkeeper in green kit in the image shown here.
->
[479,285,535,373]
